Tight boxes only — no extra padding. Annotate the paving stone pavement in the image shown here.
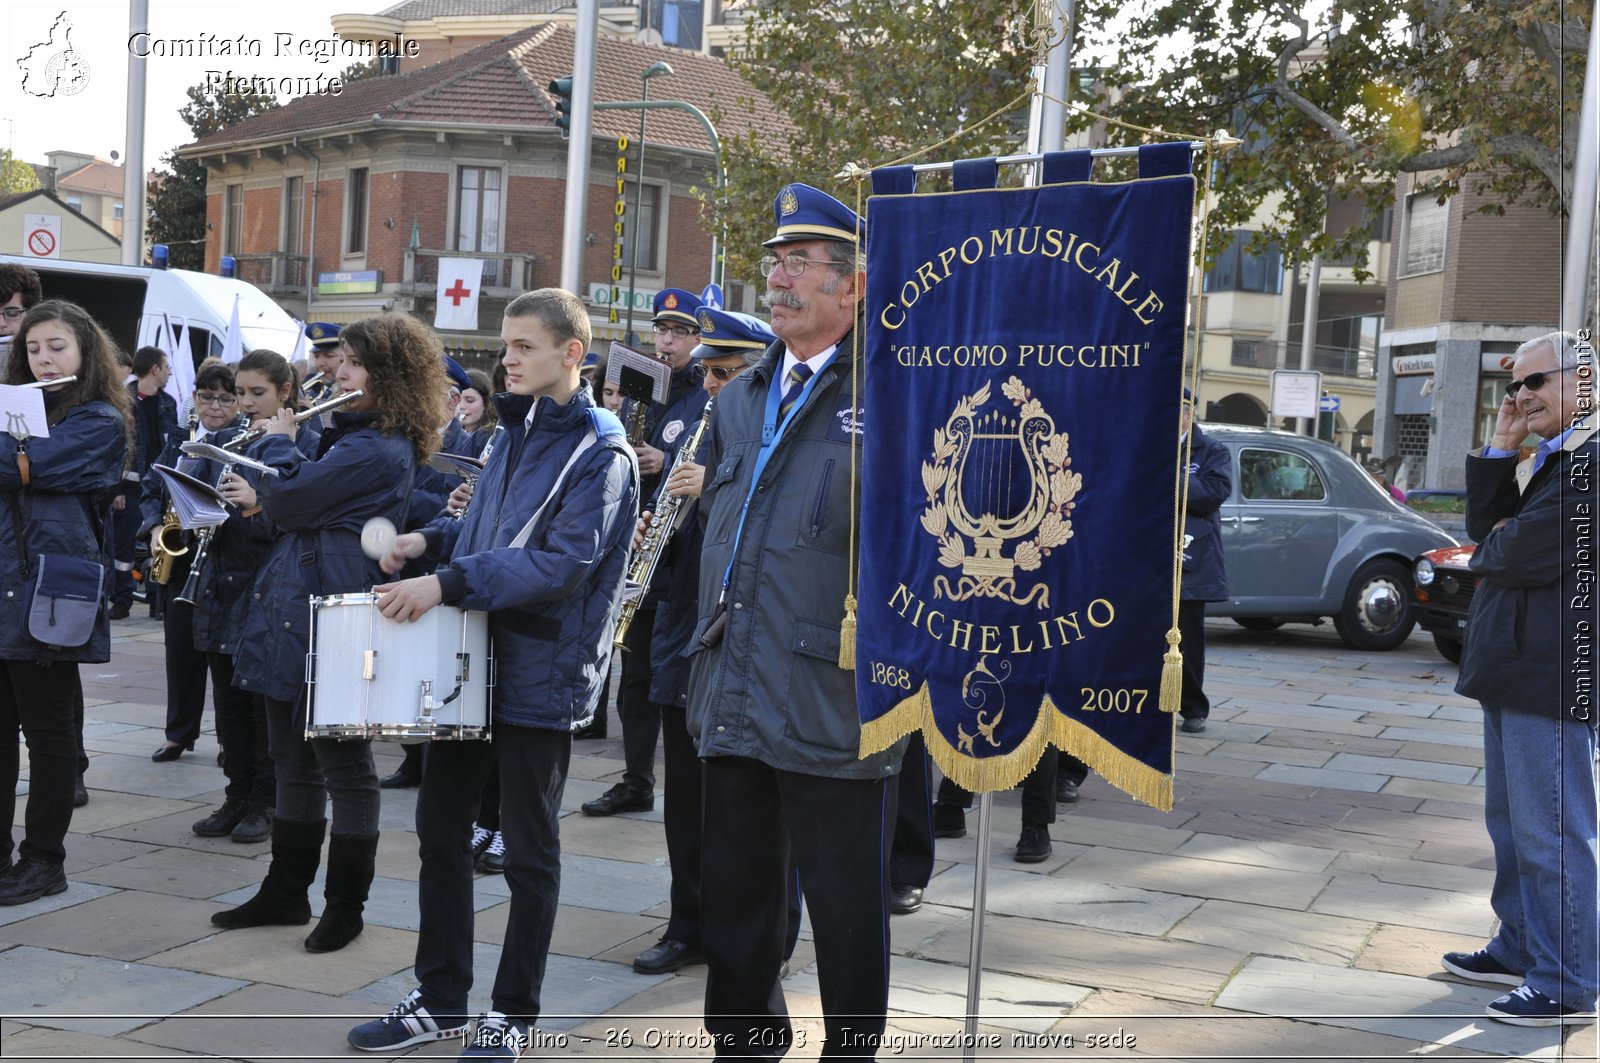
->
[3,617,1596,1061]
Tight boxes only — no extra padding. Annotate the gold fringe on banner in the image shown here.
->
[860,688,1176,812]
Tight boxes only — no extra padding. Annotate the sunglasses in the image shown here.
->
[1506,366,1576,399]
[705,365,746,381]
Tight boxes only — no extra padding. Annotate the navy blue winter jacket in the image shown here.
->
[0,396,128,663]
[233,412,415,705]
[421,385,638,732]
[1180,423,1232,603]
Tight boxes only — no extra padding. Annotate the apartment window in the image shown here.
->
[224,184,243,256]
[455,166,502,254]
[1401,193,1446,276]
[65,195,82,211]
[1203,230,1282,294]
[284,176,305,255]
[346,167,369,255]
[620,182,663,274]
[113,202,124,220]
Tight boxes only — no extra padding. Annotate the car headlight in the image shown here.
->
[1415,558,1435,586]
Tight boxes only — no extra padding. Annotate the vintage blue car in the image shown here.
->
[1202,426,1458,651]
[1413,544,1477,663]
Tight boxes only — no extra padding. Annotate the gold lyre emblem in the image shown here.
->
[779,187,800,217]
[920,376,1079,610]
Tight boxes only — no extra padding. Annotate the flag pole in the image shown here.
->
[961,4,1074,1058]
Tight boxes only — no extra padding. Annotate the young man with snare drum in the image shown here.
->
[352,288,639,1060]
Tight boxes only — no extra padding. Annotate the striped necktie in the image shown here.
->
[779,362,814,419]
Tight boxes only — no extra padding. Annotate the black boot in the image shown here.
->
[211,817,325,929]
[304,832,378,953]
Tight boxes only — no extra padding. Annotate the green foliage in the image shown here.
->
[147,82,281,269]
[0,149,41,195]
[708,0,1037,282]
[1076,0,1591,275]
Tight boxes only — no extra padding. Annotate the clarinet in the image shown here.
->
[454,424,505,521]
[614,399,713,649]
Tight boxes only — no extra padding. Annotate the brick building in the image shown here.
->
[176,23,782,364]
[1373,172,1563,490]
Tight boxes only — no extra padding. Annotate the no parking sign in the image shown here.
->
[22,213,61,259]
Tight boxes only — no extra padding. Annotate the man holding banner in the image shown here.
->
[687,184,901,1058]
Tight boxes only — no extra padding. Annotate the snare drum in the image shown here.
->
[306,593,492,741]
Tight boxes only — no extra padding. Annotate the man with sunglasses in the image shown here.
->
[582,287,708,818]
[1443,330,1598,1027]
[687,184,905,1058]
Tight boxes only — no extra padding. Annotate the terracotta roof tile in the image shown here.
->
[55,159,125,196]
[376,0,566,17]
[182,25,788,157]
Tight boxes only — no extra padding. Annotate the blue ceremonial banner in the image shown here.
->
[855,148,1195,809]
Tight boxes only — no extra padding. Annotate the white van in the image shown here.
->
[0,255,301,364]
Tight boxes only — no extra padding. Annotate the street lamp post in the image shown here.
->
[624,60,673,346]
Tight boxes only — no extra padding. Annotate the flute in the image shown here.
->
[222,389,364,451]
[20,375,78,389]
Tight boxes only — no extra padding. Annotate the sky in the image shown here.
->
[5,0,395,174]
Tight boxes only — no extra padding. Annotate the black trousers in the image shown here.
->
[1178,598,1209,721]
[209,653,273,807]
[616,609,659,794]
[936,753,1058,827]
[72,670,88,776]
[661,705,702,945]
[161,583,209,747]
[476,752,501,831]
[414,725,569,1019]
[701,756,895,1060]
[0,660,79,865]
[110,494,138,607]
[889,732,934,889]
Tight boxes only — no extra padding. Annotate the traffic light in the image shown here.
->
[549,75,575,138]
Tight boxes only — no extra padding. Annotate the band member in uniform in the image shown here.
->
[687,185,903,1057]
[349,288,638,1058]
[458,368,498,448]
[301,323,341,404]
[114,345,177,620]
[141,360,240,764]
[583,287,704,818]
[212,315,446,953]
[0,300,131,904]
[186,349,316,843]
[631,306,773,974]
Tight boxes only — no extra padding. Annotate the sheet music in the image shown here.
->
[150,465,230,530]
[0,384,50,440]
[605,342,672,404]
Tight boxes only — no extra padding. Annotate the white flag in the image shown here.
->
[288,319,309,365]
[160,312,195,408]
[221,294,244,364]
[434,259,483,332]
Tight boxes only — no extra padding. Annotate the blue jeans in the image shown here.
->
[1481,705,1599,1009]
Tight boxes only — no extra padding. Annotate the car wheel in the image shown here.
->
[1433,634,1463,664]
[1233,618,1285,632]
[1333,559,1416,651]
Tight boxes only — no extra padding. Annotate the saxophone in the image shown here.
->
[151,402,198,585]
[614,399,713,649]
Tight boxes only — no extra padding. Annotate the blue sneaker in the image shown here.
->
[1441,949,1522,987]
[460,1011,530,1058]
[348,988,468,1051]
[1486,985,1596,1027]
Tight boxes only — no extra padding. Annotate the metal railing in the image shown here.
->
[1229,339,1376,379]
[401,249,537,299]
[233,252,309,295]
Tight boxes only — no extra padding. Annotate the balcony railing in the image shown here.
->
[233,252,309,296]
[1230,339,1376,379]
[401,249,537,303]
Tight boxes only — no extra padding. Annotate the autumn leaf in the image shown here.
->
[1014,539,1042,571]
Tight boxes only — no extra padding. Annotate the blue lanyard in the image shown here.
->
[719,356,833,594]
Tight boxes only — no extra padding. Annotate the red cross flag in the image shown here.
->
[434,258,484,332]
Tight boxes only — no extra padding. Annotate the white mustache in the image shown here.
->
[763,290,804,311]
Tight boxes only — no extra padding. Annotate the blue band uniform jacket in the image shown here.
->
[0,396,129,663]
[1180,423,1231,603]
[688,331,905,780]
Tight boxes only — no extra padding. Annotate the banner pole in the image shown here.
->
[963,790,995,1059]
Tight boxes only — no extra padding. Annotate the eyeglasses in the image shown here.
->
[705,365,746,381]
[195,392,237,407]
[652,323,696,339]
[1506,366,1577,398]
[759,253,830,279]
[0,308,24,321]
